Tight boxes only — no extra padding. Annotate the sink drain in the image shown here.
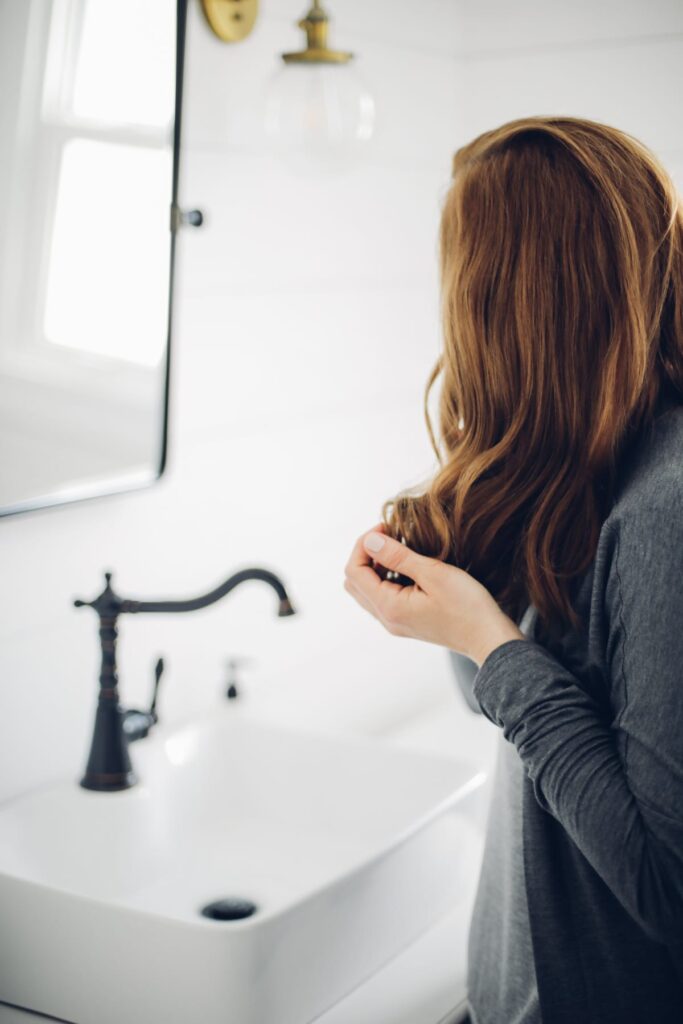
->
[200,897,258,921]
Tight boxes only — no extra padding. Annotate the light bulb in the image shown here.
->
[264,62,376,175]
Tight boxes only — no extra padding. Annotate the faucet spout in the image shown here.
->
[126,568,296,617]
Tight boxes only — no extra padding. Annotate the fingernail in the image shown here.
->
[364,532,386,553]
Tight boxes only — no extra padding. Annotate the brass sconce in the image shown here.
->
[200,0,352,62]
[200,0,373,170]
[282,1,353,65]
[200,0,259,43]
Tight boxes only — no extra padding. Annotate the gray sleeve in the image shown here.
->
[472,506,683,945]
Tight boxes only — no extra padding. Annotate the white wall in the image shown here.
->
[453,0,683,190]
[2,0,682,804]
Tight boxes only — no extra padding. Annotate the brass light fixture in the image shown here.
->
[282,0,353,65]
[200,0,374,170]
[265,0,374,172]
[200,0,259,43]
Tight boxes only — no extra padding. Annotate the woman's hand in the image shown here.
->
[344,525,526,668]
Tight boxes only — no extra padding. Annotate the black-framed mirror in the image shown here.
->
[0,0,188,517]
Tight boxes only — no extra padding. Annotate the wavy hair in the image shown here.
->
[382,116,683,640]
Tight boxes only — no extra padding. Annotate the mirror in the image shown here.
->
[0,0,186,516]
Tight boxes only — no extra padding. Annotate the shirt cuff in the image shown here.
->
[472,637,547,727]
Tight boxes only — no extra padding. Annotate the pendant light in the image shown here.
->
[264,1,376,174]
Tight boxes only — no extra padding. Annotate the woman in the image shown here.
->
[344,116,683,1024]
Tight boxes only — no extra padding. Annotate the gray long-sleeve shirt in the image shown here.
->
[452,399,683,1024]
[468,732,541,1024]
[467,605,542,1024]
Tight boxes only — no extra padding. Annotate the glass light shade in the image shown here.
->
[264,63,376,174]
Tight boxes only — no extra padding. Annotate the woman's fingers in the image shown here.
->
[361,531,436,589]
[345,530,405,606]
[343,577,380,620]
[344,567,413,637]
[344,527,434,637]
[344,523,384,571]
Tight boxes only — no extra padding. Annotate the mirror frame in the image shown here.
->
[0,0,188,518]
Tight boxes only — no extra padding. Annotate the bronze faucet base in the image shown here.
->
[81,770,137,792]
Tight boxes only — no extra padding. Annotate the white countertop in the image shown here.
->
[317,695,494,1024]
[318,893,473,1024]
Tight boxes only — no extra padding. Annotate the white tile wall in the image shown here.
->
[451,0,683,56]
[458,37,683,157]
[2,0,681,804]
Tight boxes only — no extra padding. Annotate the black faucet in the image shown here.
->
[74,568,296,792]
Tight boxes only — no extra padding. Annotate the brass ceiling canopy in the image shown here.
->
[282,0,353,65]
[200,0,259,43]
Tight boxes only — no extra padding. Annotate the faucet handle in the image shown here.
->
[150,657,164,718]
[122,656,165,741]
[74,571,130,616]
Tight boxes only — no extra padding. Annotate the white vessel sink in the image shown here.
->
[0,709,484,1024]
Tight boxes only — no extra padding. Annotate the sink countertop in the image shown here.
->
[316,694,494,1024]
[317,877,474,1024]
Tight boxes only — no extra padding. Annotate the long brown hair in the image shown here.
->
[383,116,683,639]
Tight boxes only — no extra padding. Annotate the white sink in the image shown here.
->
[0,708,484,1024]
